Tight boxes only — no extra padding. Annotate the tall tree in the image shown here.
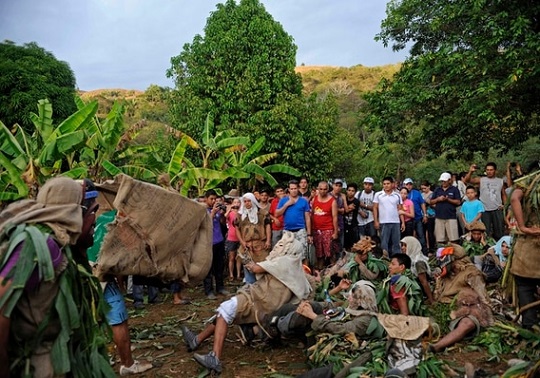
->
[364,0,540,156]
[167,0,337,178]
[0,41,77,132]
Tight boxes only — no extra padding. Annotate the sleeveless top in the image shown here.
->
[312,196,335,231]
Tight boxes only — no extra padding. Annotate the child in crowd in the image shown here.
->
[225,198,242,281]
[460,186,485,230]
[387,254,413,315]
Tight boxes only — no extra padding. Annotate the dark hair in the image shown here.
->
[300,177,309,183]
[382,176,394,183]
[466,185,477,192]
[400,187,409,193]
[288,179,299,186]
[392,253,411,270]
[260,188,270,195]
[273,184,284,190]
[459,171,468,180]
[420,180,431,188]
[205,189,218,198]
[347,182,358,191]
[485,162,497,170]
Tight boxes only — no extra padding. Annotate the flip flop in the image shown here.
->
[173,299,191,305]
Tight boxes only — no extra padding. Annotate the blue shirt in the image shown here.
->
[432,185,461,219]
[460,199,485,223]
[277,196,310,230]
[207,208,224,245]
[408,189,425,221]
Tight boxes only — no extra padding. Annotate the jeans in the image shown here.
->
[132,284,159,305]
[380,223,401,257]
[481,209,505,241]
[414,219,428,255]
[358,222,376,238]
[203,241,226,295]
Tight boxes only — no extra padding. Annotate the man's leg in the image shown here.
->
[214,242,227,294]
[414,220,427,255]
[431,317,476,352]
[491,209,505,241]
[389,223,402,257]
[515,275,540,329]
[481,211,494,239]
[112,321,134,367]
[380,223,391,255]
[434,218,446,245]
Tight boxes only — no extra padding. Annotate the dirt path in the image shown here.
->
[114,280,509,377]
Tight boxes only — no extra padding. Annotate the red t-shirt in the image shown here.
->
[312,196,335,231]
[269,197,284,231]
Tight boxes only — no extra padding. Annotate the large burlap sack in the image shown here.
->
[94,174,212,285]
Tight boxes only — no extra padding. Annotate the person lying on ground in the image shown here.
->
[429,288,493,353]
[400,236,435,304]
[181,231,311,374]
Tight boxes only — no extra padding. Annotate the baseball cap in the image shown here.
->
[333,178,343,185]
[403,178,413,185]
[363,177,375,184]
[438,172,452,181]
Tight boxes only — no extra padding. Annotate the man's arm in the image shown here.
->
[331,200,339,239]
[373,201,380,229]
[511,188,540,235]
[245,261,267,274]
[464,164,481,185]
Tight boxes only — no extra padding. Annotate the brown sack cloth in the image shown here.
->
[94,174,212,285]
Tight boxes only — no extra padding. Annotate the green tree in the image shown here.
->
[167,0,337,178]
[364,0,540,156]
[0,41,77,132]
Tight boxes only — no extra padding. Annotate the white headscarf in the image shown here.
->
[239,192,261,224]
[493,235,512,263]
[401,236,431,277]
[345,280,378,316]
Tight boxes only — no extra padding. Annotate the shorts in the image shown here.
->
[225,240,240,253]
[216,296,238,325]
[103,281,128,326]
[435,218,459,243]
[449,315,481,338]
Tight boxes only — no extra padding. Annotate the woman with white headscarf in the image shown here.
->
[234,193,271,283]
[400,236,434,304]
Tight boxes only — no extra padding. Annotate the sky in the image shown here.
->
[0,0,408,91]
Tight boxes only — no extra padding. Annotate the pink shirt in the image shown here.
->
[226,211,239,242]
[402,199,414,222]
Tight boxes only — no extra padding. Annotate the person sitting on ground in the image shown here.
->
[461,221,495,270]
[429,288,493,353]
[181,231,311,374]
[433,243,490,307]
[400,236,435,305]
[324,237,387,287]
[491,235,512,269]
[378,253,423,315]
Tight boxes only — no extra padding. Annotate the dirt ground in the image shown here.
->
[114,280,510,378]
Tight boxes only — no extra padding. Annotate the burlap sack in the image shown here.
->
[94,174,212,285]
[377,314,430,340]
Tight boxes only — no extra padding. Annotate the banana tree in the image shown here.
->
[225,135,301,190]
[0,99,97,200]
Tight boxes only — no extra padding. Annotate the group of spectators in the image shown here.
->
[1,160,539,377]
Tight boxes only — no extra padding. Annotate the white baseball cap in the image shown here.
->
[403,178,413,185]
[438,172,452,181]
[363,177,375,184]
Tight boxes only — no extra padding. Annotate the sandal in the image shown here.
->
[173,298,191,305]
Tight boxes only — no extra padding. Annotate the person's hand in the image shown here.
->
[287,197,298,206]
[265,240,271,249]
[400,222,405,232]
[332,232,338,240]
[338,278,351,291]
[519,226,540,236]
[307,235,313,244]
[296,301,317,320]
[469,164,478,173]
[273,218,281,227]
[359,210,368,219]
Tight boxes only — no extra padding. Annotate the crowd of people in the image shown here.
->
[1,161,539,376]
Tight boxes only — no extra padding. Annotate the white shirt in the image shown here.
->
[355,190,375,225]
[373,190,402,224]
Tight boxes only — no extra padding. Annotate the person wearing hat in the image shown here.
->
[356,177,377,238]
[461,220,494,260]
[428,172,461,246]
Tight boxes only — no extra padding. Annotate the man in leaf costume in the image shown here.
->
[0,177,113,377]
[510,170,540,329]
